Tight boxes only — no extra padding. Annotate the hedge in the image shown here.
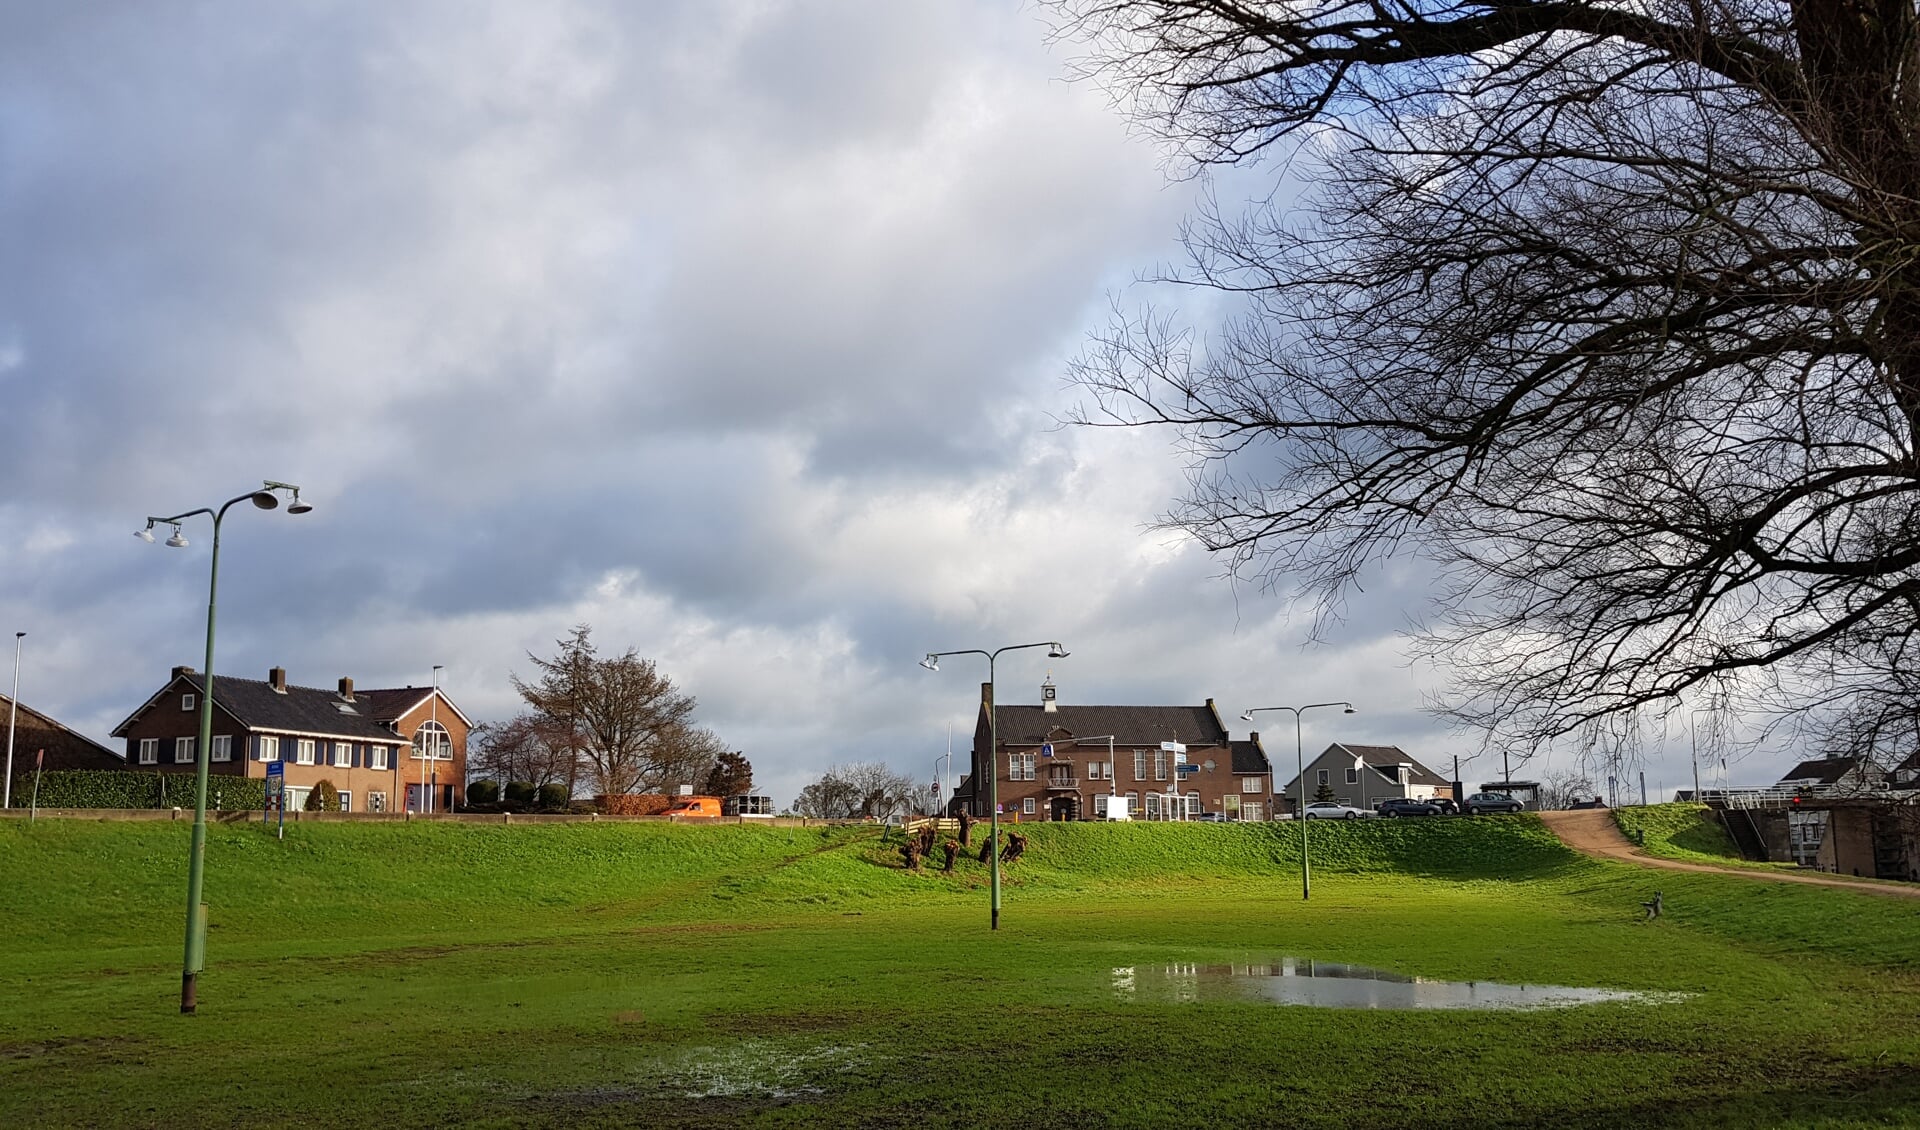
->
[8,769,269,811]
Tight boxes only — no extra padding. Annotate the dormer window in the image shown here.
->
[182,694,195,711]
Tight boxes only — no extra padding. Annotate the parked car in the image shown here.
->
[1464,792,1525,815]
[1376,798,1443,817]
[1568,796,1608,810]
[1431,797,1460,815]
[1192,812,1232,823]
[1302,801,1374,820]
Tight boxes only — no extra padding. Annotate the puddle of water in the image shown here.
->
[658,1040,872,1099]
[1113,960,1686,1011]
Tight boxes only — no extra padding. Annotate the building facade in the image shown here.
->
[110,665,470,813]
[1279,743,1453,814]
[954,680,1274,821]
[0,695,124,779]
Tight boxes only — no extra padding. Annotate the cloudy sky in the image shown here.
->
[0,1,1777,806]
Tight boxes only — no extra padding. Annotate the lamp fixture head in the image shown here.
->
[165,526,189,548]
[1046,643,1069,658]
[1344,706,1356,714]
[249,490,280,510]
[286,490,313,515]
[1239,711,1255,722]
[136,525,156,543]
[919,654,939,672]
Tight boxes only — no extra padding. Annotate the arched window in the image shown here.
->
[412,720,451,761]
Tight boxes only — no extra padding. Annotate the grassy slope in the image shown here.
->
[3,816,1918,1129]
[1611,802,1803,871]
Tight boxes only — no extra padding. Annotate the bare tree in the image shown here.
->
[793,762,922,820]
[1541,768,1601,811]
[469,713,577,790]
[511,625,727,796]
[1051,0,1920,764]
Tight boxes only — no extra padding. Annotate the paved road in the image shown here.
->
[1536,809,1920,899]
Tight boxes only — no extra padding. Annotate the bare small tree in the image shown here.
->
[1051,0,1920,768]
[469,713,577,790]
[793,762,922,820]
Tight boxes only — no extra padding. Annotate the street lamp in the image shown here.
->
[4,631,21,809]
[1240,701,1355,901]
[139,479,312,1014]
[920,640,1068,930]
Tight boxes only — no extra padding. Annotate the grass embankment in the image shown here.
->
[1612,802,1811,875]
[3,816,1918,1128]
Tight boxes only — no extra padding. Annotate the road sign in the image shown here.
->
[1176,764,1199,776]
[1160,741,1186,754]
[1041,742,1054,757]
[1174,752,1189,765]
[266,761,284,779]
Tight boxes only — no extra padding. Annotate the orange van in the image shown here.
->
[663,796,723,818]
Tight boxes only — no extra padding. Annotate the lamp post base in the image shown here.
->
[180,971,197,1015]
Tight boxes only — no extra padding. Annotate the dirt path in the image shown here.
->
[1536,809,1920,899]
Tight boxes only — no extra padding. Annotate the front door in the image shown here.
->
[1049,796,1076,822]
[406,784,424,813]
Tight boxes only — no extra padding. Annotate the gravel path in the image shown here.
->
[1535,809,1920,899]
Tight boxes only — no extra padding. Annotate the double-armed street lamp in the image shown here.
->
[920,640,1069,930]
[139,480,312,1014]
[1240,700,1355,901]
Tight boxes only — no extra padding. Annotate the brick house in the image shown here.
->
[1279,743,1453,814]
[0,695,124,776]
[109,666,470,813]
[952,680,1275,821]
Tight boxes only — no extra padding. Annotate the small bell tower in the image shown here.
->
[1042,676,1058,713]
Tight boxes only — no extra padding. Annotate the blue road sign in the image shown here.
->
[1041,743,1054,757]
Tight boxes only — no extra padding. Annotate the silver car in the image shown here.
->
[1301,801,1374,820]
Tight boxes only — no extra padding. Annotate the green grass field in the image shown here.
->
[3,815,1918,1128]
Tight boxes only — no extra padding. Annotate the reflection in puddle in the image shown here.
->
[1112,960,1685,1010]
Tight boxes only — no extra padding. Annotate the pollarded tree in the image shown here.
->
[1052,0,1920,764]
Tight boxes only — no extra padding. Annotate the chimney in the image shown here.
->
[338,677,355,701]
[1042,679,1057,713]
[270,667,288,694]
[171,665,196,680]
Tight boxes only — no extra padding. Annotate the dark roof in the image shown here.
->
[1229,738,1270,776]
[113,673,442,743]
[992,704,1228,749]
[1331,743,1450,788]
[0,696,123,769]
[1778,756,1865,784]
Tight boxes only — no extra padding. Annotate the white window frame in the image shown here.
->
[1241,776,1264,793]
[1124,791,1138,814]
[182,693,195,712]
[138,738,159,764]
[413,721,453,761]
[1242,801,1264,821]
[370,745,388,770]
[333,741,352,768]
[1317,769,1329,786]
[1154,751,1167,781]
[296,739,316,765]
[211,735,232,763]
[1186,794,1203,818]
[368,791,386,813]
[1345,767,1359,784]
[1134,751,1147,780]
[1398,767,1410,784]
[174,736,195,763]
[260,735,280,763]
[1022,797,1035,814]
[337,792,351,813]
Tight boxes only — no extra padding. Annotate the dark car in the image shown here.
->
[1464,792,1526,815]
[1376,798,1443,817]
[1192,812,1232,823]
[1568,797,1608,810]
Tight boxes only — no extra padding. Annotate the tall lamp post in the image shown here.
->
[5,631,22,809]
[1240,701,1355,901]
[139,480,312,1013]
[920,640,1069,930]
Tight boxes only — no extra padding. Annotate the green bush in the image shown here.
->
[306,779,341,812]
[504,781,536,807]
[537,783,570,811]
[14,769,269,810]
[467,780,499,805]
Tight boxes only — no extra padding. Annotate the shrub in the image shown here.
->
[16,769,269,810]
[504,781,537,807]
[306,779,341,811]
[467,780,499,805]
[595,793,674,816]
[537,782,570,811]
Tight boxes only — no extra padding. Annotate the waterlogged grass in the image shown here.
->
[3,816,1918,1128]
